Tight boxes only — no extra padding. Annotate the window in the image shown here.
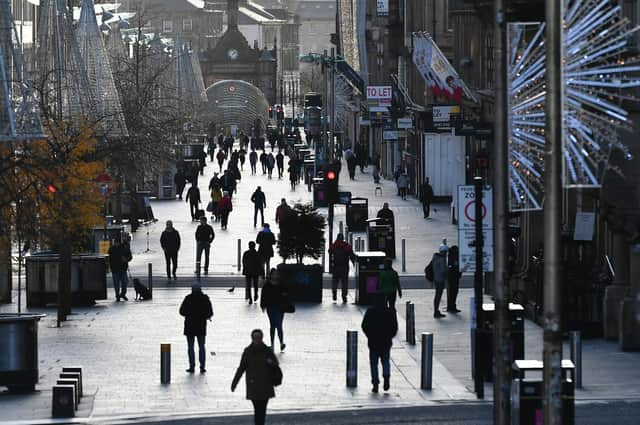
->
[183,19,193,32]
[163,20,173,33]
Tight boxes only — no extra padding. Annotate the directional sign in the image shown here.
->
[457,185,493,272]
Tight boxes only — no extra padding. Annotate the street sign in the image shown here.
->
[383,130,398,140]
[366,85,392,100]
[397,117,413,129]
[457,185,493,272]
[377,0,389,16]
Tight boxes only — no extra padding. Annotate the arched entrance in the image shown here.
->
[203,80,269,136]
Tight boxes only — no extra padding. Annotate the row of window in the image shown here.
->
[162,19,193,33]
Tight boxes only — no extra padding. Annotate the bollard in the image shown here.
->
[161,344,171,384]
[421,332,433,390]
[406,301,415,345]
[401,239,406,272]
[570,331,582,389]
[147,263,153,298]
[237,239,241,272]
[339,221,344,235]
[356,237,362,252]
[346,330,358,387]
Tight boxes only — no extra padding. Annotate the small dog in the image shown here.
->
[133,278,152,301]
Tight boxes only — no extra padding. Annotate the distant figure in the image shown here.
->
[420,178,434,219]
[216,149,226,172]
[251,186,267,228]
[185,184,201,221]
[276,150,284,178]
[256,224,276,275]
[179,284,213,373]
[195,216,215,275]
[249,149,258,175]
[362,294,398,393]
[266,153,275,179]
[260,269,289,351]
[260,151,268,174]
[377,258,402,310]
[275,199,290,225]
[207,136,216,162]
[160,220,181,281]
[328,233,355,303]
[231,329,280,425]
[431,246,448,318]
[397,173,409,200]
[108,236,132,302]
[218,191,233,230]
[174,168,186,200]
[242,241,264,304]
[239,148,246,171]
[376,203,395,228]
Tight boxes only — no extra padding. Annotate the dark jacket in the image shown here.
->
[231,342,278,400]
[260,282,289,311]
[361,305,398,351]
[376,208,395,227]
[251,190,266,208]
[249,151,258,163]
[186,186,200,204]
[328,240,355,274]
[160,229,181,252]
[242,249,264,277]
[195,224,215,244]
[108,243,132,273]
[179,291,213,336]
[174,171,186,186]
[420,183,434,204]
[256,230,276,259]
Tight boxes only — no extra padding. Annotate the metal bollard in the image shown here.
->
[570,331,582,389]
[339,221,344,235]
[147,263,153,298]
[401,239,406,272]
[421,332,433,390]
[161,344,171,384]
[346,330,357,387]
[406,301,415,345]
[237,239,241,272]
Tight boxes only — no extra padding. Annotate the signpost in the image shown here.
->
[457,184,494,272]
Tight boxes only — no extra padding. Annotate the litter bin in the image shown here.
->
[366,219,396,259]
[0,313,46,392]
[354,251,386,305]
[478,302,525,381]
[346,198,368,232]
[92,225,125,254]
[511,359,575,425]
[313,178,328,208]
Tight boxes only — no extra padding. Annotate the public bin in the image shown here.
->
[366,219,396,259]
[313,178,328,208]
[511,359,575,425]
[354,251,387,305]
[0,313,46,392]
[346,197,368,232]
[478,302,525,381]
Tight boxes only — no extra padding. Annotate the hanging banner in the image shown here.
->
[412,32,478,104]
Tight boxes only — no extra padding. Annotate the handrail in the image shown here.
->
[605,254,616,278]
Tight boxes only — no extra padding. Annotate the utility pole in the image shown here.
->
[544,0,564,424]
[473,176,484,399]
[493,0,511,422]
[330,47,336,162]
[322,49,329,168]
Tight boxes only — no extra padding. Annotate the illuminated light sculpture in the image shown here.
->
[508,0,640,211]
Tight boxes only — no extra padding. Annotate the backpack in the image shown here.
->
[424,261,434,282]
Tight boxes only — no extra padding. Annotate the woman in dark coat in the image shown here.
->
[256,224,276,274]
[231,329,279,425]
[260,269,289,351]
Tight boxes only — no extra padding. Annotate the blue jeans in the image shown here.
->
[369,348,391,384]
[196,242,211,273]
[112,271,128,297]
[267,308,284,347]
[186,335,206,370]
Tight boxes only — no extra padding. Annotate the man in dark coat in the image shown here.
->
[108,237,132,301]
[242,241,264,304]
[185,184,201,221]
[160,220,181,281]
[251,186,267,228]
[249,149,258,175]
[195,217,215,275]
[259,151,268,174]
[362,294,398,393]
[231,329,279,425]
[174,168,186,200]
[179,284,213,373]
[256,224,276,275]
[328,233,355,303]
[376,203,395,228]
[275,150,284,178]
[420,178,435,219]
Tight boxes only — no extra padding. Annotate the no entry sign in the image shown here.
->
[457,185,494,272]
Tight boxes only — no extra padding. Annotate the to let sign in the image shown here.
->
[366,86,392,100]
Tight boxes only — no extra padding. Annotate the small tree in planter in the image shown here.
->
[277,202,326,302]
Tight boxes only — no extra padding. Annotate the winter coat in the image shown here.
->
[195,224,215,244]
[186,187,201,204]
[242,249,264,277]
[328,240,355,274]
[160,229,181,253]
[217,196,233,214]
[376,208,395,227]
[249,151,258,163]
[174,171,186,186]
[275,204,291,224]
[232,342,278,400]
[361,305,398,351]
[251,190,266,209]
[108,243,132,273]
[420,184,434,204]
[260,281,289,311]
[179,291,213,336]
[432,252,448,283]
[256,230,276,259]
[378,268,402,297]
[397,174,408,189]
[211,188,222,203]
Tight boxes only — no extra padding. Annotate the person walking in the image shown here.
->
[195,216,215,276]
[210,185,223,222]
[288,163,298,190]
[266,153,275,179]
[216,149,226,172]
[108,236,132,301]
[249,149,258,175]
[185,184,201,221]
[362,294,398,393]
[260,269,289,351]
[242,241,264,304]
[251,186,267,228]
[174,168,186,200]
[218,191,233,230]
[160,220,180,281]
[397,173,409,200]
[276,150,284,178]
[376,203,395,228]
[207,136,216,162]
[420,178,434,219]
[274,199,291,225]
[179,283,213,373]
[260,150,268,174]
[328,233,355,303]
[446,245,462,313]
[231,329,279,425]
[431,246,448,318]
[239,148,246,171]
[256,224,276,275]
[377,258,402,309]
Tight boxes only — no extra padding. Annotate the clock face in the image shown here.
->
[227,49,239,60]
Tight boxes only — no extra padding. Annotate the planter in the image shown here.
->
[277,263,323,303]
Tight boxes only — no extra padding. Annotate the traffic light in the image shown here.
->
[47,184,57,193]
[324,166,339,203]
[268,106,273,119]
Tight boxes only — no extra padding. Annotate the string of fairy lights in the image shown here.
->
[508,0,640,211]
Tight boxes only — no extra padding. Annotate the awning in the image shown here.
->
[412,32,478,104]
